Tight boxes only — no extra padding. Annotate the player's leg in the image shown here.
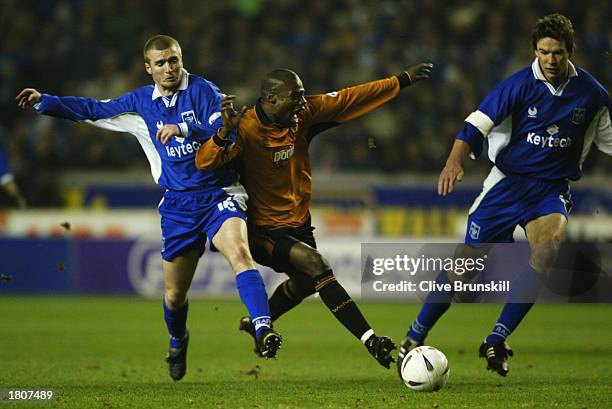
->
[247,223,317,323]
[288,240,396,368]
[480,182,570,376]
[162,248,200,381]
[239,270,314,357]
[402,168,517,356]
[482,214,566,365]
[267,271,315,321]
[158,190,209,381]
[211,217,281,358]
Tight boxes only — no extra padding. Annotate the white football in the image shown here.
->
[400,346,450,392]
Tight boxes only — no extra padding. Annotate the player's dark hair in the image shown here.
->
[143,35,181,62]
[531,14,575,54]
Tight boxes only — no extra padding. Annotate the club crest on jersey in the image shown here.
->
[571,107,585,125]
[272,145,295,167]
[527,106,538,118]
[469,221,481,240]
[181,110,199,124]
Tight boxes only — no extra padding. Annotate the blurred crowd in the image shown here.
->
[1,0,610,205]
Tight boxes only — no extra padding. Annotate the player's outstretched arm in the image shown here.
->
[16,88,42,109]
[438,140,470,196]
[195,95,244,170]
[306,62,433,131]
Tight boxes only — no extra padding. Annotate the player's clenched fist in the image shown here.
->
[16,88,42,109]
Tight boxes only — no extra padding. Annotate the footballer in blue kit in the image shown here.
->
[398,14,612,377]
[16,35,282,381]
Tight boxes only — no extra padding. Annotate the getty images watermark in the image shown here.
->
[361,243,612,303]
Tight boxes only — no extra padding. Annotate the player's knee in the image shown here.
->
[288,275,316,300]
[530,242,561,273]
[301,249,331,277]
[447,268,479,284]
[165,289,187,310]
[233,243,253,263]
[225,242,255,271]
[447,245,486,284]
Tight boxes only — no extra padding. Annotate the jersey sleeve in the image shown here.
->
[305,76,401,138]
[178,80,225,139]
[455,122,485,158]
[459,73,523,157]
[36,92,137,124]
[195,130,242,170]
[593,103,612,155]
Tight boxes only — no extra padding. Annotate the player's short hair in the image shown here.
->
[143,35,182,62]
[261,69,300,97]
[531,14,575,54]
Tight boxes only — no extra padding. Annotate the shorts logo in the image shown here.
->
[469,221,481,240]
[181,110,199,125]
[571,107,585,125]
[527,106,538,118]
[217,197,237,212]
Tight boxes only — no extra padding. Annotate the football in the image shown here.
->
[400,346,450,392]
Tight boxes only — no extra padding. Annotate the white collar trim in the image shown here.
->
[531,58,577,96]
[152,69,189,100]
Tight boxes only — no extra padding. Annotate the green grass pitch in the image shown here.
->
[1,296,611,408]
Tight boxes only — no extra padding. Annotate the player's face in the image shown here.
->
[534,37,570,84]
[145,45,184,95]
[274,77,307,128]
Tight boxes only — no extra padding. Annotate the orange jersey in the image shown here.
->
[196,75,405,229]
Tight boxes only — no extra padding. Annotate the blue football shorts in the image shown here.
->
[465,166,572,245]
[158,182,248,261]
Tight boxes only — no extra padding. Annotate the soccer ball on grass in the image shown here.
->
[400,346,449,392]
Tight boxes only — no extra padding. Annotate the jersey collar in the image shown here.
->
[531,58,578,96]
[151,69,189,100]
[255,98,273,125]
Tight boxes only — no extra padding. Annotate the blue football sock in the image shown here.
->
[163,298,189,348]
[486,264,542,343]
[236,269,272,340]
[408,270,454,344]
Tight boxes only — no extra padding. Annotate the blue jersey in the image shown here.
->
[35,70,236,191]
[457,59,612,182]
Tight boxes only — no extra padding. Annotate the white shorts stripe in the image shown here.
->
[468,166,507,215]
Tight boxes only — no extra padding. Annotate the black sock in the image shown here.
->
[314,270,371,340]
[269,280,303,321]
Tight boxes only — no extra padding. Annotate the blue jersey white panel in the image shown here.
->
[458,60,610,244]
[458,59,612,182]
[35,70,238,191]
[35,70,249,259]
